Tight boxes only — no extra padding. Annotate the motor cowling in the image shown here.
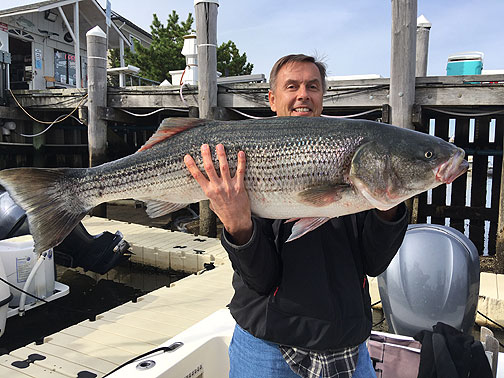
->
[378,224,480,336]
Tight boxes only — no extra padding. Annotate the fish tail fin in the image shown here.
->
[0,168,89,254]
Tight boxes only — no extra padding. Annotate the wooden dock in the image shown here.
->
[1,217,504,377]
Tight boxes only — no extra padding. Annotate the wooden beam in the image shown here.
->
[419,204,497,221]
[0,106,31,121]
[6,75,504,110]
[415,86,504,106]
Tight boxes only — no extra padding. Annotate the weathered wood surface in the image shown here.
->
[86,28,108,167]
[415,19,431,77]
[195,1,219,238]
[4,75,504,114]
[415,112,504,256]
[389,0,417,129]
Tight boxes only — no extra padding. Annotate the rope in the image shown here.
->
[229,108,382,120]
[119,108,188,117]
[9,88,88,125]
[321,108,382,119]
[229,108,274,119]
[19,114,85,138]
[423,106,504,118]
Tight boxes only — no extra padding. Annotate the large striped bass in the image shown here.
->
[0,117,468,254]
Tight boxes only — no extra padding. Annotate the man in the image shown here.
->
[184,54,408,377]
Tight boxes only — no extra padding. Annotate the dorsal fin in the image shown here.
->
[136,117,208,153]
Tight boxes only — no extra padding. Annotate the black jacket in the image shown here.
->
[222,204,408,351]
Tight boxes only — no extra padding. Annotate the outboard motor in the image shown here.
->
[0,190,131,275]
[378,224,480,336]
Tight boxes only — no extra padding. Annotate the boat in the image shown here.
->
[105,223,503,377]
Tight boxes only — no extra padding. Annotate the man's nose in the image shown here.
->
[296,85,309,99]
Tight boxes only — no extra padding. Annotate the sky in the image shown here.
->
[3,0,504,79]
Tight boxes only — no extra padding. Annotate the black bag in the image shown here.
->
[414,322,493,378]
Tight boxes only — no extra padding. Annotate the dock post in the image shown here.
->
[390,0,417,217]
[390,0,417,130]
[86,26,107,166]
[415,15,431,77]
[497,125,504,273]
[195,0,219,237]
[86,26,108,217]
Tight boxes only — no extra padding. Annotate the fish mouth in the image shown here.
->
[435,148,469,184]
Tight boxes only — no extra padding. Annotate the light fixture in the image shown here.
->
[44,10,58,22]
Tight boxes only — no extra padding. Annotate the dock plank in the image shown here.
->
[20,342,116,374]
[95,315,188,336]
[0,353,70,377]
[41,332,133,365]
[0,363,33,377]
[59,323,158,353]
[9,347,101,377]
[481,272,498,299]
[72,318,179,344]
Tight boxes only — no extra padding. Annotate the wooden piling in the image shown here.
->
[415,15,431,77]
[86,26,108,217]
[195,0,219,237]
[390,0,417,130]
[496,117,504,272]
[86,26,108,167]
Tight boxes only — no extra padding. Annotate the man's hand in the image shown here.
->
[184,143,253,245]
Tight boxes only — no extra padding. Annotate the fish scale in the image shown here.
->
[0,116,468,254]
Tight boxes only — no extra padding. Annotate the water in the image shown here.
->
[0,202,191,354]
[0,261,189,354]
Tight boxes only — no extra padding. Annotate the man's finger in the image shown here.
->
[235,150,246,183]
[216,144,231,182]
[201,144,220,182]
[184,154,208,188]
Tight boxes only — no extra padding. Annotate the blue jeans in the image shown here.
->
[229,324,376,378]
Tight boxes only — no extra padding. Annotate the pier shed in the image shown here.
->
[0,0,151,90]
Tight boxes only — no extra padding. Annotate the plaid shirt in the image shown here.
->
[280,345,360,378]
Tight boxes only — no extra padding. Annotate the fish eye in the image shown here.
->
[424,151,433,159]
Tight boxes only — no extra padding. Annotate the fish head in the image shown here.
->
[349,129,469,210]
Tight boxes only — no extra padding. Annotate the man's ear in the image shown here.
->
[268,90,276,112]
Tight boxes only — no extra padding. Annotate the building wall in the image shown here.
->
[2,11,88,90]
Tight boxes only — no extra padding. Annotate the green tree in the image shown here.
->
[126,11,194,82]
[217,41,253,76]
[109,11,253,83]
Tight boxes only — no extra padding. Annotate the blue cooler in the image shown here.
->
[447,52,483,75]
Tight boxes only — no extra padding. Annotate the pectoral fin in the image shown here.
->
[297,184,349,207]
[141,200,190,218]
[286,217,331,242]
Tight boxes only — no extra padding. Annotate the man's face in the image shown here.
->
[268,61,324,117]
